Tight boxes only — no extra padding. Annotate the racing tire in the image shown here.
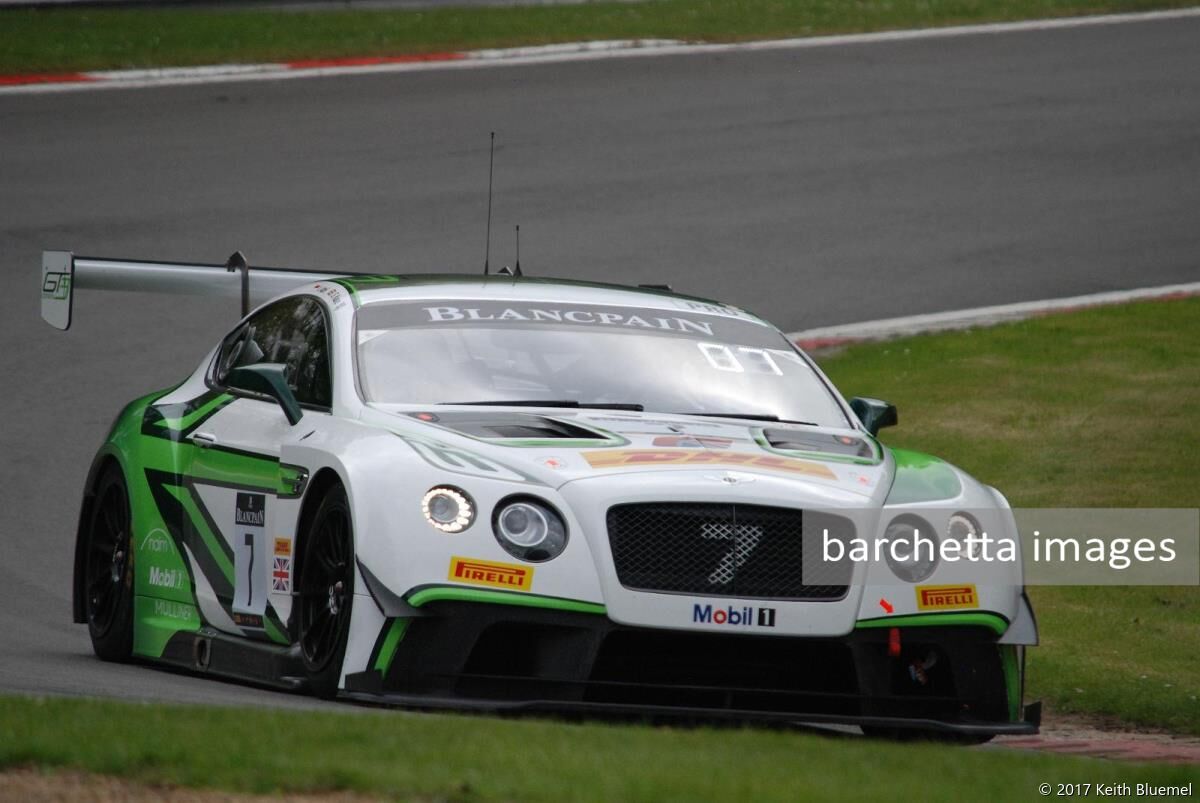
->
[297,484,355,699]
[84,464,135,662]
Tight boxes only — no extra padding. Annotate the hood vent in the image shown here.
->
[762,428,874,459]
[411,411,605,441]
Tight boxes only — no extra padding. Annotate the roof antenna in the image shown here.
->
[225,251,249,318]
[483,131,495,276]
[497,227,524,278]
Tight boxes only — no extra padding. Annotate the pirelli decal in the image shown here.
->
[916,584,978,611]
[581,449,837,480]
[448,556,534,592]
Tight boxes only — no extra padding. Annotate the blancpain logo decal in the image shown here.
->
[148,566,185,590]
[423,306,715,336]
[235,493,266,526]
[236,509,265,525]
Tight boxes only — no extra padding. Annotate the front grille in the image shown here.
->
[607,503,852,600]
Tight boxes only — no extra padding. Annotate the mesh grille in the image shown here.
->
[607,503,852,600]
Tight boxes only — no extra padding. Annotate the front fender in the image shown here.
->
[854,448,1024,631]
[73,389,169,624]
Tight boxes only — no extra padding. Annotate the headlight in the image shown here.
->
[884,514,939,582]
[421,486,475,533]
[492,497,568,562]
[946,511,982,560]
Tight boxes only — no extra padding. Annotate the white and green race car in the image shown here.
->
[45,250,1038,739]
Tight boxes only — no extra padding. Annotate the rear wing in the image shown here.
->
[41,250,342,330]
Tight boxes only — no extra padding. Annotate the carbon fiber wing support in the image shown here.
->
[41,250,343,330]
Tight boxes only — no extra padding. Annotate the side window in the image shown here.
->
[214,297,332,408]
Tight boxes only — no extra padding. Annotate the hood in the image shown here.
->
[364,405,894,506]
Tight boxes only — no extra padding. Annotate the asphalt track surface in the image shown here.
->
[1,14,1198,711]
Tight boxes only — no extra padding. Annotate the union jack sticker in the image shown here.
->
[272,557,292,593]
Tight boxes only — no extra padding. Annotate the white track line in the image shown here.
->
[1,7,1198,95]
[788,281,1200,345]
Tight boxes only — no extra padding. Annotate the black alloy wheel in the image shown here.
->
[297,484,355,698]
[84,465,135,660]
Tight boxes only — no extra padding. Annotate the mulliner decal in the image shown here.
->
[916,584,979,611]
[133,595,201,659]
[448,556,534,591]
[152,598,196,623]
[582,449,837,480]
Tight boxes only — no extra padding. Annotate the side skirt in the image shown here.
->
[157,628,308,693]
[337,691,1042,735]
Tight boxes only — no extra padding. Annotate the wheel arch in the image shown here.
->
[290,466,348,632]
[73,449,126,624]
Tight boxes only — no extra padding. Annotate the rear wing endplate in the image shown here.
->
[41,250,342,330]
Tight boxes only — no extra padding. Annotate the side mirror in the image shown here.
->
[848,397,897,437]
[228,364,303,426]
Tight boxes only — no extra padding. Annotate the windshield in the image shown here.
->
[355,300,850,427]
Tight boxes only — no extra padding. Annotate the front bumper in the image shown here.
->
[343,599,1038,735]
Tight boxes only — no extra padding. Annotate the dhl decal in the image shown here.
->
[448,556,534,592]
[273,537,291,556]
[651,435,733,449]
[581,449,837,479]
[915,584,979,611]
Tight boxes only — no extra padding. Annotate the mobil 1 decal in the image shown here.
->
[232,492,267,630]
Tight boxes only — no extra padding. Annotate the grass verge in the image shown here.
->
[817,296,1200,735]
[0,0,1197,74]
[1,695,1197,801]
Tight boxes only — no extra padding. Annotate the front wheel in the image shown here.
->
[83,464,135,661]
[297,484,355,699]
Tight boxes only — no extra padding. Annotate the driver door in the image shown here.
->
[184,295,332,641]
